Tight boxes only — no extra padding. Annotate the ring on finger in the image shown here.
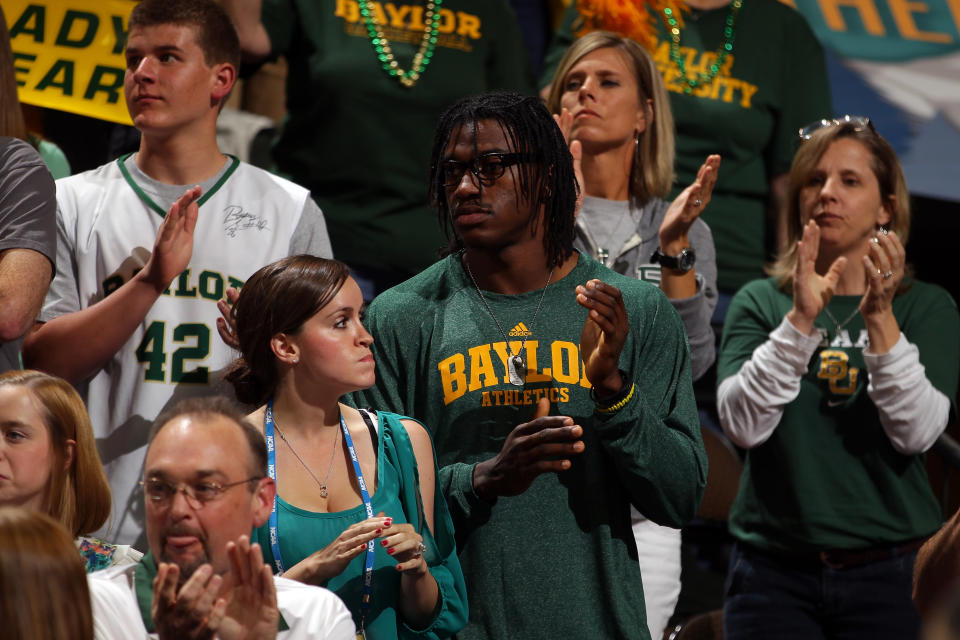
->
[693,198,702,207]
[412,541,426,557]
[883,271,894,279]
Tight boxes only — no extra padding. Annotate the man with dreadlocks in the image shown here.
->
[353,91,706,640]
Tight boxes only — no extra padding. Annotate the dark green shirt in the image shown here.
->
[353,253,706,639]
[719,278,959,551]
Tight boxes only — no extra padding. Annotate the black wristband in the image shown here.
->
[590,370,631,406]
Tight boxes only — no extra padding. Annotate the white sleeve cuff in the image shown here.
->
[864,333,949,454]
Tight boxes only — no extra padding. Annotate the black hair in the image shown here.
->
[427,91,578,268]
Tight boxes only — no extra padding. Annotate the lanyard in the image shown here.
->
[263,399,376,635]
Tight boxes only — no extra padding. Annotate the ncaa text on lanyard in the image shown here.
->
[264,398,376,639]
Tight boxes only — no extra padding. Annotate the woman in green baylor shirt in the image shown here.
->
[716,119,959,638]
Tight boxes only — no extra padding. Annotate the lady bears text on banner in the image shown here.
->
[8,0,136,125]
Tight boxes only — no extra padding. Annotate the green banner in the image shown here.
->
[791,0,960,60]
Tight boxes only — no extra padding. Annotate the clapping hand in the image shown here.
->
[659,155,721,252]
[576,279,629,399]
[152,562,224,640]
[787,220,848,335]
[140,186,201,293]
[553,108,584,218]
[216,285,241,350]
[860,228,904,318]
[472,398,584,501]
[217,536,279,640]
[152,536,280,640]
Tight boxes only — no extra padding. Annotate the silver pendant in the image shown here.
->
[597,247,609,266]
[319,485,328,499]
[508,354,526,386]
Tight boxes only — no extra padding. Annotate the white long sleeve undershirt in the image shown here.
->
[718,316,949,454]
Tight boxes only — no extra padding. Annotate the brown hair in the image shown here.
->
[0,507,93,640]
[129,0,241,71]
[0,6,27,140]
[768,122,911,288]
[225,255,351,406]
[0,370,111,537]
[149,396,267,479]
[546,30,675,203]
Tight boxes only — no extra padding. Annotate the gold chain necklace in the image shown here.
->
[359,0,442,88]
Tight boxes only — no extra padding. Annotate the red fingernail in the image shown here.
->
[387,547,395,555]
[381,539,389,547]
[385,518,393,525]
[396,564,403,571]
[375,529,381,535]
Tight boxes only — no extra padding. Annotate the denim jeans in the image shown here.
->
[723,542,921,640]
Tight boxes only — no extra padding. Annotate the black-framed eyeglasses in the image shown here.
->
[441,152,535,187]
[798,115,874,142]
[139,476,261,509]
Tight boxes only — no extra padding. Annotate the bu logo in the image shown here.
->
[817,350,858,396]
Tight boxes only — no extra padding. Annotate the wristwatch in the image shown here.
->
[651,246,696,273]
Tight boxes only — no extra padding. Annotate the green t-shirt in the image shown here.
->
[718,278,959,551]
[262,0,535,278]
[544,0,832,292]
[352,252,706,640]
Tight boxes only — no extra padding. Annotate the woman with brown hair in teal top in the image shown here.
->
[226,255,467,639]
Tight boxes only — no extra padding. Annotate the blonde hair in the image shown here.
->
[767,123,911,289]
[546,30,675,203]
[0,507,93,640]
[0,370,111,536]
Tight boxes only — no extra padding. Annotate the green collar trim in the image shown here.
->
[116,153,241,218]
[133,552,159,633]
[133,552,289,632]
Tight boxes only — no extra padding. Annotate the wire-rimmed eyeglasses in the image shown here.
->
[798,115,875,142]
[441,152,535,187]
[139,476,261,509]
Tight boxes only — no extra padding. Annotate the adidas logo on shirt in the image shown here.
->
[508,322,532,337]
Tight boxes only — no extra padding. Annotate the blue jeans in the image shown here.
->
[723,543,921,640]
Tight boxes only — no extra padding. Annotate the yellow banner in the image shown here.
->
[7,0,137,125]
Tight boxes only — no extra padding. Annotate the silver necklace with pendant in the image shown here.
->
[274,414,339,499]
[822,305,860,336]
[587,199,636,267]
[462,251,554,386]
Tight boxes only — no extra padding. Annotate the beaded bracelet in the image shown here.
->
[596,383,636,414]
[591,370,635,413]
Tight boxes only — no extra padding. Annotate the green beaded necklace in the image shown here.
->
[663,0,743,94]
[359,0,442,88]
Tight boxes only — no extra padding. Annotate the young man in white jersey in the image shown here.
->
[23,0,332,547]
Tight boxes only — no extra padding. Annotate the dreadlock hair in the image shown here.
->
[428,91,579,269]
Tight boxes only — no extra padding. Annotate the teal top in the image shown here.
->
[29,135,71,179]
[252,412,467,639]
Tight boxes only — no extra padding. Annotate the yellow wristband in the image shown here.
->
[595,382,635,414]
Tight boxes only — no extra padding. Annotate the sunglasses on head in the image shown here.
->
[798,115,874,142]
